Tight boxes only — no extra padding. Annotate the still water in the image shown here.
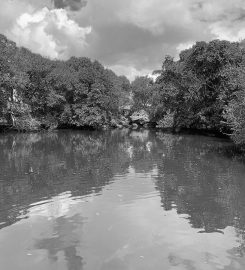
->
[1,129,245,270]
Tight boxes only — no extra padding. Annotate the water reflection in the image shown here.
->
[154,133,245,237]
[0,129,245,269]
[35,213,84,270]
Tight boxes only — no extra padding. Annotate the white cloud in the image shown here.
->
[2,0,245,79]
[7,7,92,59]
[209,22,245,42]
[28,192,79,219]
[108,64,154,82]
[176,42,194,53]
[192,0,245,41]
[175,41,195,59]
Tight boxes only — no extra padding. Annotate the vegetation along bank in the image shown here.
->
[1,34,245,148]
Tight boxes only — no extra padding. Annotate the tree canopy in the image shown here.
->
[2,34,245,148]
[0,34,131,130]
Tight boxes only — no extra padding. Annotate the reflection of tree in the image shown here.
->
[0,130,132,229]
[128,130,160,173]
[153,133,245,245]
[35,214,84,270]
[2,129,245,256]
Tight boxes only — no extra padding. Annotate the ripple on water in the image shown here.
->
[0,130,245,270]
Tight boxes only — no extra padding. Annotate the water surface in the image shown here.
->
[1,129,245,270]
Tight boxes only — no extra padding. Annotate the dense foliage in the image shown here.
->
[2,33,245,147]
[0,34,130,130]
[131,40,245,146]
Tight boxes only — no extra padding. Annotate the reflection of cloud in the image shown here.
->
[29,192,80,219]
[35,214,84,270]
[126,145,133,159]
[146,141,152,152]
[125,198,241,269]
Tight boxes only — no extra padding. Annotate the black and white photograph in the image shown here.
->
[1,0,245,269]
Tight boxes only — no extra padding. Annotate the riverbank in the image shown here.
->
[0,118,232,144]
[1,35,245,149]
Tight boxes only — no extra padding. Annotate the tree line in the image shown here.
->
[1,34,245,147]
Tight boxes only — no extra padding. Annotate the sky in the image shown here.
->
[1,0,245,81]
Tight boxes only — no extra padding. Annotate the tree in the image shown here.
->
[0,34,131,130]
[153,40,245,133]
[131,76,154,111]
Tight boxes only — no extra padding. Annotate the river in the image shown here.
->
[0,129,245,270]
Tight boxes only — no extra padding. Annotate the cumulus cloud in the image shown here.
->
[1,0,245,80]
[209,23,245,42]
[7,7,91,59]
[0,0,35,31]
